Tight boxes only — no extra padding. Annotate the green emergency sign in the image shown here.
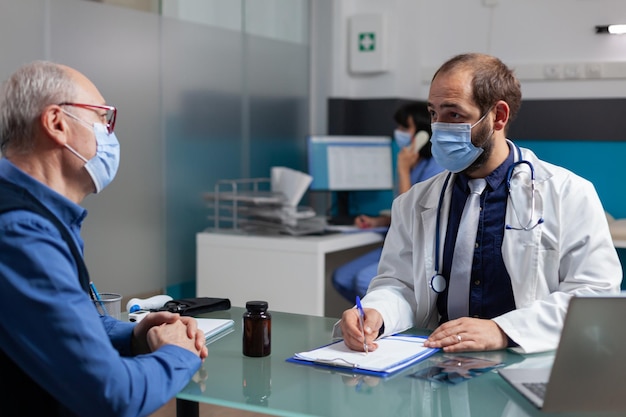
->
[358,32,376,52]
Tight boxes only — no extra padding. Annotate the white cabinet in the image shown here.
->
[196,231,384,317]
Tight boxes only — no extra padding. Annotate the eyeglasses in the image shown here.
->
[59,102,117,134]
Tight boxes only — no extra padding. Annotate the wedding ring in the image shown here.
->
[456,334,462,342]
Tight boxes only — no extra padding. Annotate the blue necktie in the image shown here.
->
[447,178,487,320]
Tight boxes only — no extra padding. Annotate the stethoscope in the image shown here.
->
[429,144,544,294]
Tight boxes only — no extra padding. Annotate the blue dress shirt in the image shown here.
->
[437,146,516,323]
[0,159,201,417]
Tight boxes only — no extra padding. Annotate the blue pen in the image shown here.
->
[90,281,108,316]
[355,296,368,354]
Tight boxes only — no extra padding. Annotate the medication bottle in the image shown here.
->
[242,300,271,357]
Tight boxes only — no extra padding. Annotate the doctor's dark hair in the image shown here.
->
[393,102,433,158]
[0,61,76,154]
[432,53,522,130]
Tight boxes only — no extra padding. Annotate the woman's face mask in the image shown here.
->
[430,112,490,173]
[393,129,413,148]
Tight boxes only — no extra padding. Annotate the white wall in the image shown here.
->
[315,0,626,112]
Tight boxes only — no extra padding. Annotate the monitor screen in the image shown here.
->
[306,135,393,191]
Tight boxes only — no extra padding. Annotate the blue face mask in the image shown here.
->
[393,129,412,148]
[430,113,489,173]
[65,122,120,193]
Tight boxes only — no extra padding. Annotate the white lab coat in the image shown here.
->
[360,145,622,354]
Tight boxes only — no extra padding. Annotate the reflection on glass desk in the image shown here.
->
[177,308,606,417]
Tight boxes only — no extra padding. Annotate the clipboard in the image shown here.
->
[287,335,439,377]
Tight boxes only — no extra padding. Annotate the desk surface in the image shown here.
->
[197,229,385,252]
[177,308,603,417]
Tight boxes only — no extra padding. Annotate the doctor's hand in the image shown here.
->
[423,317,508,352]
[340,307,383,352]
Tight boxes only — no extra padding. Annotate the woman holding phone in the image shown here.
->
[332,102,444,302]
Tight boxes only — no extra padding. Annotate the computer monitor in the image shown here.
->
[307,135,393,191]
[306,135,393,224]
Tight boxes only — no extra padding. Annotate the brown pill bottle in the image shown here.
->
[243,300,271,357]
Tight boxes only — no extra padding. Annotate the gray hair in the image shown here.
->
[0,61,77,154]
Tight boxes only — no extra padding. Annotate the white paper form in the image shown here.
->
[327,145,393,190]
[294,335,436,374]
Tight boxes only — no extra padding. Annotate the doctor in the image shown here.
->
[337,53,622,354]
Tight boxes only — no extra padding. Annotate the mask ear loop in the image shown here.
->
[430,172,452,293]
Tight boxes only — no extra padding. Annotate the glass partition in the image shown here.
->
[160,0,310,295]
[1,0,310,298]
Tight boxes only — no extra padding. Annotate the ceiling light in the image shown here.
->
[596,24,626,35]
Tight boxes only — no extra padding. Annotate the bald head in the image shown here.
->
[432,53,522,128]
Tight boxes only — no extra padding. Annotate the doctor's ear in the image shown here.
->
[492,101,510,132]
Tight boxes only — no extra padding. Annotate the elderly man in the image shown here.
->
[0,61,207,417]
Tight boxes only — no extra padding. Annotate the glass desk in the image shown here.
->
[176,308,600,417]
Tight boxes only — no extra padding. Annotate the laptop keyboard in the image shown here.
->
[523,382,547,399]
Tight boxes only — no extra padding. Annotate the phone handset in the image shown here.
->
[412,130,430,154]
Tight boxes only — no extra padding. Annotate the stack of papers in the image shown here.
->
[239,167,322,234]
[195,318,234,343]
[270,166,312,208]
[205,168,325,236]
[288,335,438,377]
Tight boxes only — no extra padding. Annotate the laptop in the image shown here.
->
[498,295,626,413]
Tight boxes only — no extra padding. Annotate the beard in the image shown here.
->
[464,120,494,174]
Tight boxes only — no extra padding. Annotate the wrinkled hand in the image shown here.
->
[179,316,209,360]
[146,320,205,358]
[339,307,383,352]
[131,311,180,354]
[132,312,208,359]
[423,317,508,352]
